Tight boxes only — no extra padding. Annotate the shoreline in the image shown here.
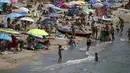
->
[0,37,84,70]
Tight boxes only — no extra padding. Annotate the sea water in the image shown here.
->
[31,41,112,72]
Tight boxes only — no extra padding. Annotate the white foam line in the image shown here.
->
[31,56,94,71]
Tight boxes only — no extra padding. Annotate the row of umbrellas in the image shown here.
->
[0,28,49,41]
[5,12,60,18]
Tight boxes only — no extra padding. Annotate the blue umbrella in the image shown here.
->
[51,6,62,10]
[0,33,12,41]
[102,1,112,6]
[17,12,28,15]
[2,22,7,24]
[43,19,56,24]
[0,0,10,3]
[45,13,60,17]
[89,0,97,4]
[5,13,22,18]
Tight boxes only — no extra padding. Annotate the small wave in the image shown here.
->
[31,56,94,72]
[120,38,127,41]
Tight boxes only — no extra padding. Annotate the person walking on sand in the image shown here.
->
[86,36,91,51]
[58,45,64,63]
[11,35,18,53]
[71,24,76,39]
[119,17,124,33]
[95,52,98,62]
[110,23,115,41]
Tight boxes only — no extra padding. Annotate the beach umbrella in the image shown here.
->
[17,12,28,15]
[101,18,112,21]
[0,33,12,41]
[20,17,35,22]
[19,7,29,12]
[76,1,85,4]
[51,6,62,10]
[27,29,48,36]
[5,13,22,18]
[83,8,94,14]
[89,0,97,4]
[69,1,80,5]
[102,1,112,6]
[42,19,56,24]
[0,28,20,34]
[0,0,11,3]
[45,13,60,17]
[92,3,104,8]
[57,3,70,9]
[45,4,55,8]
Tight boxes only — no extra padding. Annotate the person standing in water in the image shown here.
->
[58,45,64,63]
[95,52,98,62]
[110,23,115,41]
[127,28,130,41]
[86,36,91,51]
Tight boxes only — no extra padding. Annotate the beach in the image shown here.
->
[0,0,130,72]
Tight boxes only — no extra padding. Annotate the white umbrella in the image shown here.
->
[19,7,29,12]
[45,4,55,8]
[97,0,101,2]
[69,1,80,5]
[101,17,112,21]
[20,17,35,22]
[92,3,104,8]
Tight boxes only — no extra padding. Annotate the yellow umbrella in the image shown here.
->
[27,29,48,36]
[76,1,85,4]
[0,28,20,34]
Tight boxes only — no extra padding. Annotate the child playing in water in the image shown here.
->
[95,52,98,62]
